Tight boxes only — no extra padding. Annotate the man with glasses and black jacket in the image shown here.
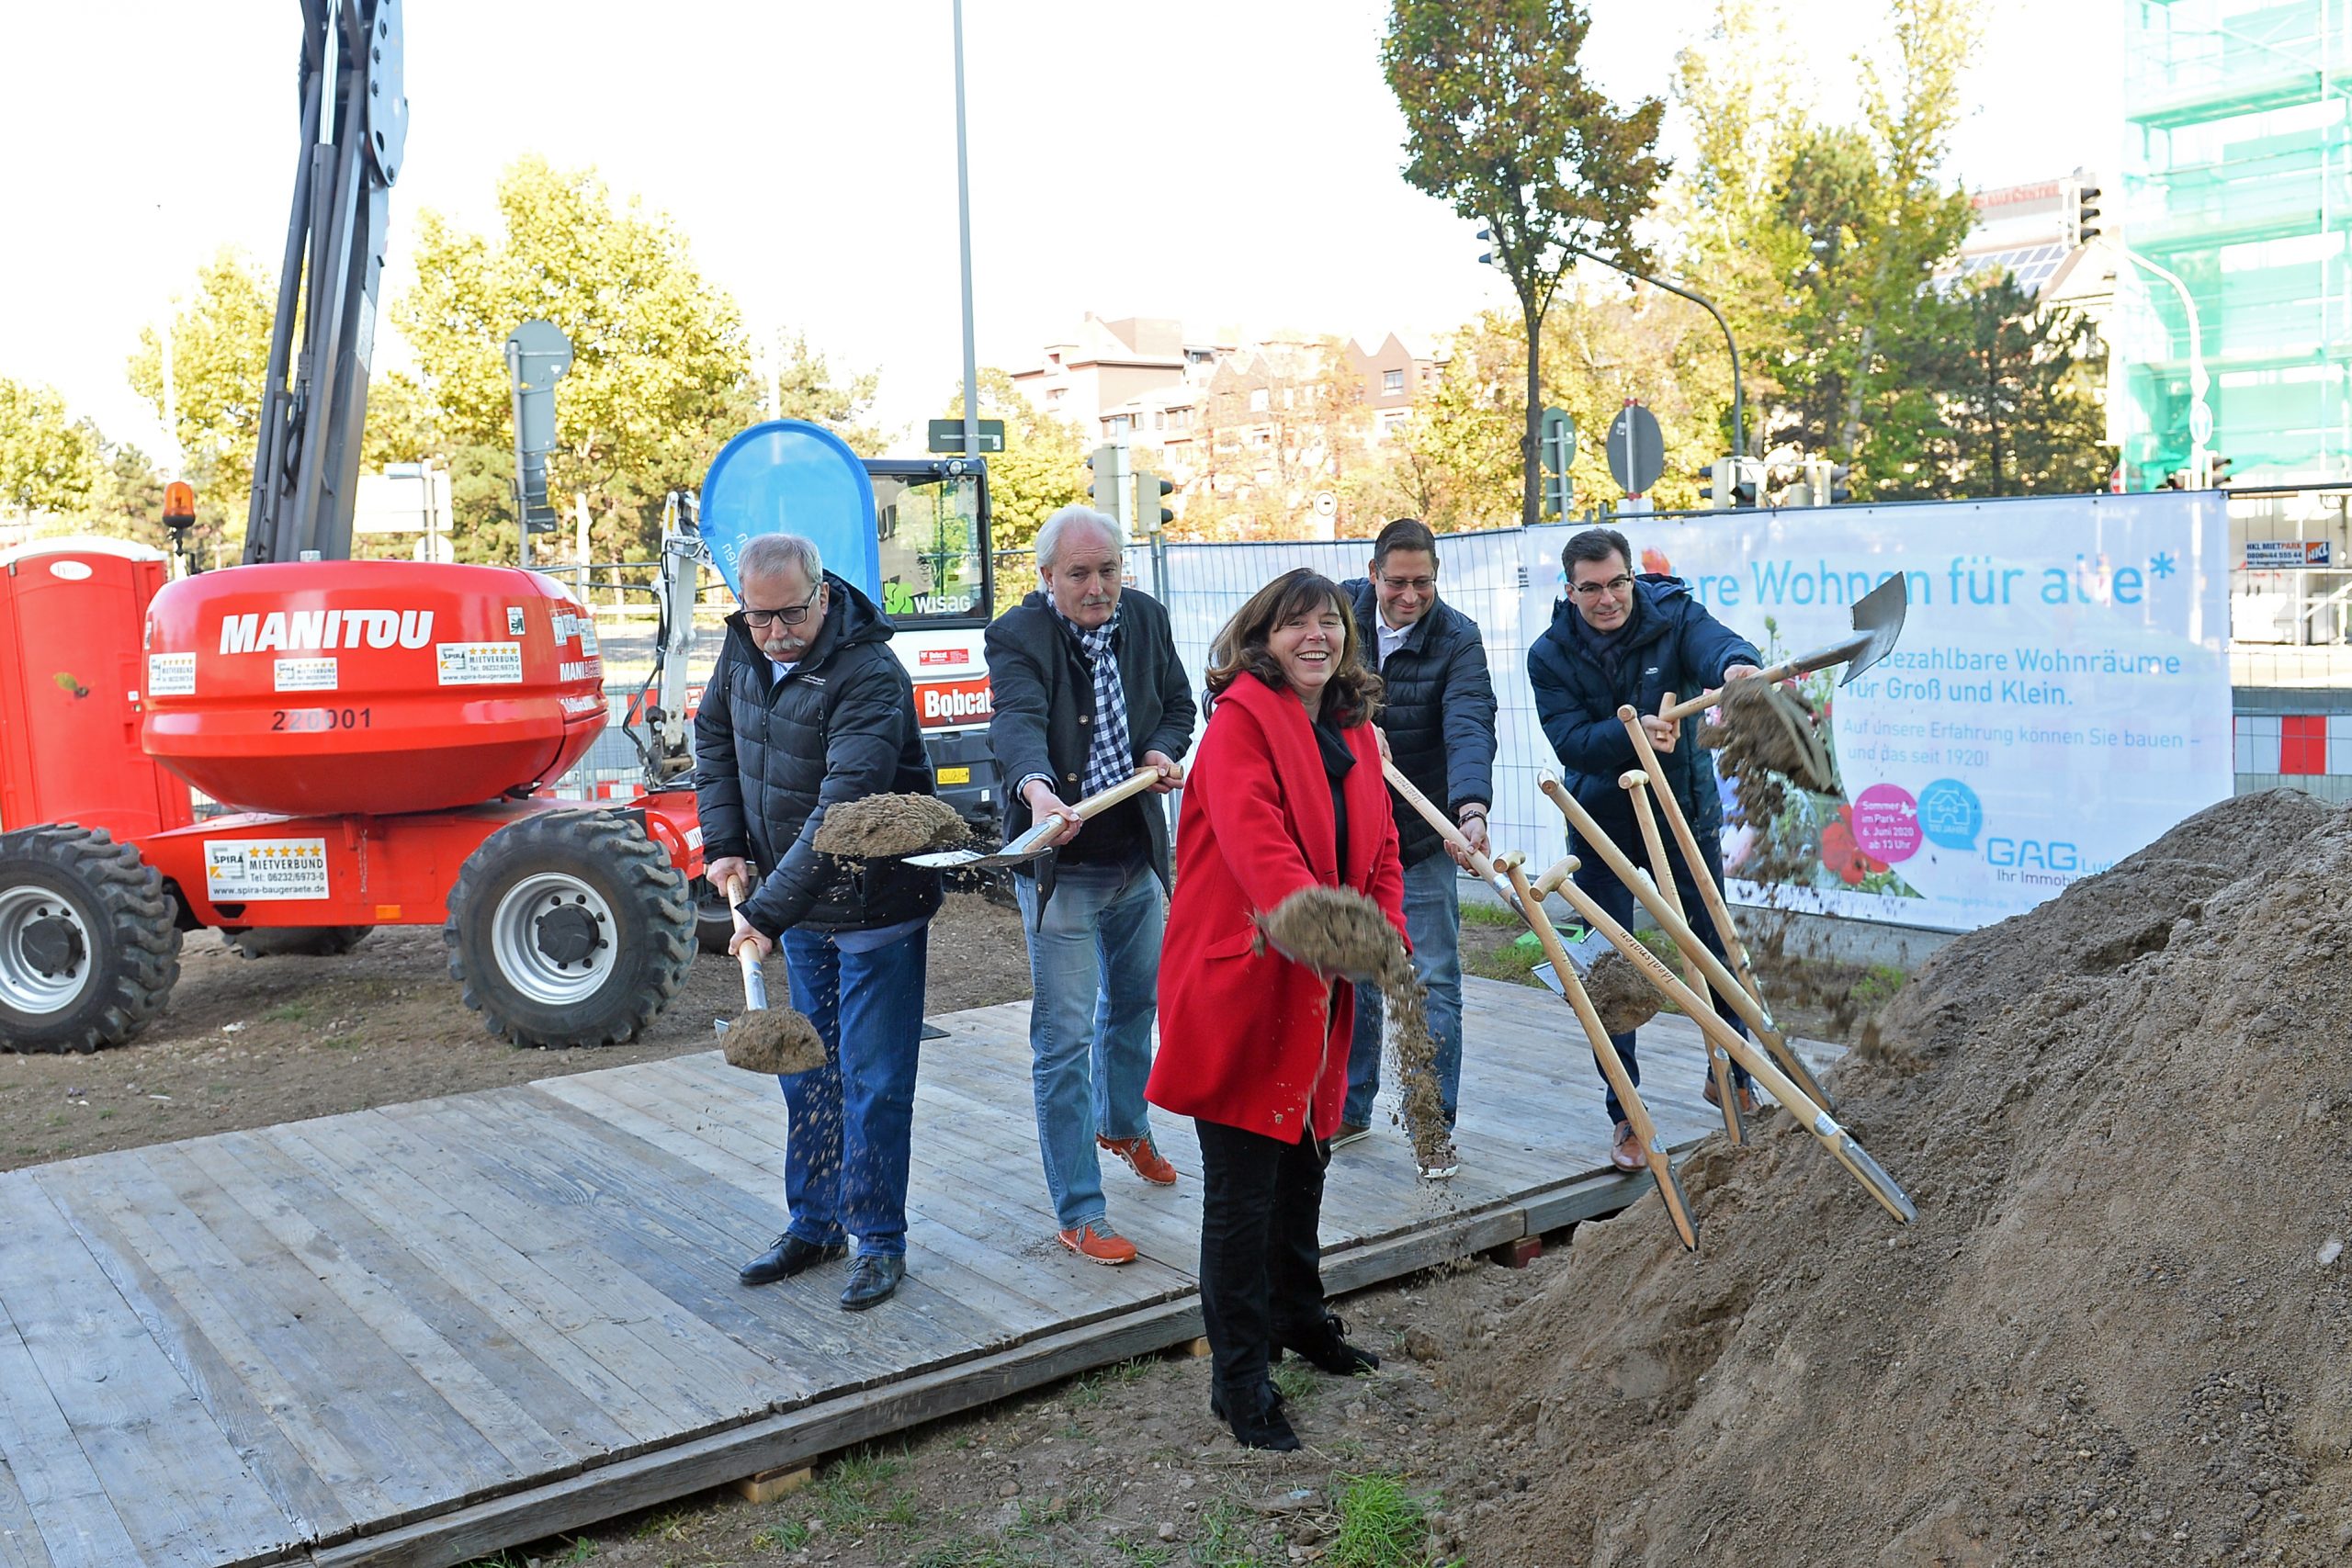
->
[696,531,940,1313]
[1526,526,1763,1175]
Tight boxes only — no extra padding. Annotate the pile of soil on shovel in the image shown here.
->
[1452,789,2352,1567]
[1259,886,1448,1167]
[811,794,967,858]
[720,1006,825,1077]
[1583,948,1662,1037]
[1697,677,1822,828]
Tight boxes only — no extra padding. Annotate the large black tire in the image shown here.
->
[444,810,694,1047]
[689,875,736,957]
[0,826,182,1053]
[230,925,373,959]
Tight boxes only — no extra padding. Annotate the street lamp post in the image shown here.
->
[952,0,979,468]
[1560,244,1746,461]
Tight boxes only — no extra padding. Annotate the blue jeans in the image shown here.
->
[775,921,929,1258]
[1572,830,1750,1127]
[1014,855,1165,1231]
[1344,851,1464,1130]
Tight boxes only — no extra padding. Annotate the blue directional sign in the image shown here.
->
[699,420,879,600]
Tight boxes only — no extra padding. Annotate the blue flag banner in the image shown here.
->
[699,421,879,600]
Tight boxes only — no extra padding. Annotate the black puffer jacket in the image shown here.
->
[694,571,942,937]
[1341,578,1498,867]
[1525,574,1759,852]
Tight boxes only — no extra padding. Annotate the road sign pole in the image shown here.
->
[953,0,979,469]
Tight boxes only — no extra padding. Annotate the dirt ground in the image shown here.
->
[0,892,1030,1170]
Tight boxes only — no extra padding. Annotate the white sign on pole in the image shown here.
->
[1521,491,2233,930]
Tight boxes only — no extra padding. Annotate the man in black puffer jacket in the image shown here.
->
[1527,525,1763,1175]
[695,531,939,1313]
[1334,518,1498,1180]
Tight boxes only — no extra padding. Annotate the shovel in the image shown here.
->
[1659,571,1908,724]
[1620,768,1746,1145]
[1381,761,1520,909]
[715,875,826,1076]
[1497,851,1699,1251]
[904,768,1164,870]
[1532,851,1917,1225]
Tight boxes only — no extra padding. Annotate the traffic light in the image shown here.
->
[2075,181,2103,245]
[1136,470,1174,531]
[1539,408,1573,519]
[2208,454,2234,489]
[1476,224,1507,271]
[1697,459,1724,510]
[1086,444,1129,530]
[1730,457,1763,509]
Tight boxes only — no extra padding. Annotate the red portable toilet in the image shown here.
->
[0,536,194,842]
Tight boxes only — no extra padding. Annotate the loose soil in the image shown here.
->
[1582,948,1662,1038]
[810,794,967,858]
[1453,788,2352,1567]
[1699,677,1834,796]
[0,892,1027,1169]
[1261,886,1448,1167]
[720,1004,827,1077]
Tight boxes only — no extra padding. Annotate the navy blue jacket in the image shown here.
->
[1526,574,1758,852]
[1341,578,1498,867]
[693,572,942,937]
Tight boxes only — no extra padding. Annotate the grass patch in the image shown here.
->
[752,1520,810,1551]
[801,1444,919,1536]
[1189,1496,1268,1567]
[1112,1541,1178,1566]
[1458,901,1522,929]
[1270,1357,1321,1405]
[1328,1472,1454,1568]
[1849,963,1905,1010]
[1069,1355,1155,1405]
[910,1536,1047,1568]
[320,1035,361,1051]
[264,1002,313,1023]
[630,1506,697,1543]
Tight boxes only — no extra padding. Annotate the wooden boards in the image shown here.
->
[1,976,1838,1568]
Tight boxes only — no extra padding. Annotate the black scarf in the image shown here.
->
[1567,591,1645,696]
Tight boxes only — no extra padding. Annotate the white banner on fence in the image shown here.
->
[1523,491,2233,930]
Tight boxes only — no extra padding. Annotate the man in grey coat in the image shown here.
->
[985,504,1193,1266]
[1335,518,1498,1179]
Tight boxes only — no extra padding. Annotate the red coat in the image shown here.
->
[1147,671,1408,1142]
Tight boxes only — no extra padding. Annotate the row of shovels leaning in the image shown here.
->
[718,576,1917,1250]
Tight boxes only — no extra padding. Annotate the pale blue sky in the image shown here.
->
[0,0,2120,463]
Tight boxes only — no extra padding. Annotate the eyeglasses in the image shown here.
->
[1569,575,1634,598]
[740,584,822,627]
[1378,574,1437,593]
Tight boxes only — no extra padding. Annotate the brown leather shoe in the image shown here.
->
[1702,1076,1762,1118]
[1610,1122,1645,1172]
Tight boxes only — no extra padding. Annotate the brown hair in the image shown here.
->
[1372,517,1439,566]
[1204,568,1382,728]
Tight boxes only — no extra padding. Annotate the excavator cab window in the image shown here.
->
[872,468,989,624]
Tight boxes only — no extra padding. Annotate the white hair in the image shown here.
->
[1035,505,1122,571]
[739,532,823,586]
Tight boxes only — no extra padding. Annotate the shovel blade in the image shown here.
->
[1837,572,1909,684]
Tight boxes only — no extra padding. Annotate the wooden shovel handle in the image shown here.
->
[1499,855,1697,1251]
[1659,660,1800,724]
[1380,760,1516,907]
[1618,768,1743,1144]
[1011,769,1166,852]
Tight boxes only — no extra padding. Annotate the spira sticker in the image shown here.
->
[436,642,525,685]
[204,838,329,900]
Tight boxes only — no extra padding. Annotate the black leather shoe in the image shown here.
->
[739,1234,845,1287]
[1280,1312,1381,1375]
[839,1252,905,1311]
[1209,1382,1299,1451]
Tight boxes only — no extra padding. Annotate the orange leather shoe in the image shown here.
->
[1610,1122,1646,1172]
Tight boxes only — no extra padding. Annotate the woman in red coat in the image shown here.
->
[1147,568,1408,1450]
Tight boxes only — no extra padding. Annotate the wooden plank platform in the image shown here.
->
[0,976,1838,1568]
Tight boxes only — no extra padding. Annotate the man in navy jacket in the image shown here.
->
[1526,527,1762,1173]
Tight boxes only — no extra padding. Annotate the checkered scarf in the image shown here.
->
[1057,605,1132,797]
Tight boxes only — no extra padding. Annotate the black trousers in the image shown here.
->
[1193,1117,1329,1401]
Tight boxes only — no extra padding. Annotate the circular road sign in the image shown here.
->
[1606,403,1666,496]
[1313,491,1338,518]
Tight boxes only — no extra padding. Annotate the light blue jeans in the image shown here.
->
[1014,854,1166,1231]
[1344,852,1464,1129]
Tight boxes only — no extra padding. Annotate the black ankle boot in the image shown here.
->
[1280,1312,1380,1376]
[1208,1382,1299,1451]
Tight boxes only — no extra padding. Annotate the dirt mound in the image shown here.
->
[1458,789,2352,1566]
[812,794,966,858]
[1260,886,1448,1165]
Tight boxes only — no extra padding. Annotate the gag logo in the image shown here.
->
[1985,838,2079,871]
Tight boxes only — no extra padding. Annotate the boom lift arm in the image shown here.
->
[244,0,408,565]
